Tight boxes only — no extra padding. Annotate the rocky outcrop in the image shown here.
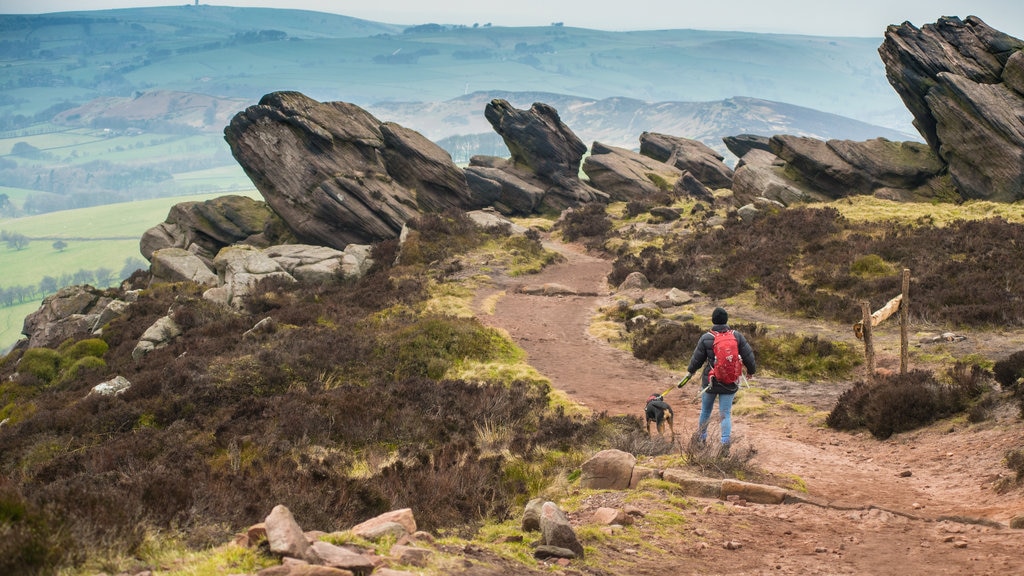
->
[21,285,128,349]
[140,194,283,265]
[468,99,608,214]
[582,141,683,201]
[224,91,482,250]
[639,132,734,189]
[203,245,296,308]
[769,135,949,199]
[879,16,1024,201]
[723,134,773,158]
[730,148,821,207]
[150,248,219,286]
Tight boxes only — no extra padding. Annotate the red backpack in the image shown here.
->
[709,330,743,385]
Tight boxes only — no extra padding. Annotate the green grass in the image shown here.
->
[0,302,37,352]
[0,191,259,352]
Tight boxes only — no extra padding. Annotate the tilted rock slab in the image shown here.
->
[476,99,607,213]
[582,141,683,201]
[639,131,735,189]
[21,285,120,349]
[225,91,480,250]
[140,194,282,265]
[769,135,947,199]
[879,16,1024,201]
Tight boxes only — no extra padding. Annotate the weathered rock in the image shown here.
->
[582,141,683,201]
[484,99,586,181]
[879,16,1024,201]
[140,195,282,265]
[132,315,182,360]
[730,159,818,207]
[533,545,578,560]
[388,544,432,567]
[204,245,296,308]
[723,134,773,158]
[522,497,545,532]
[770,135,948,199]
[262,244,372,284]
[88,375,131,397]
[540,502,584,559]
[640,132,735,189]
[21,285,115,349]
[225,92,478,250]
[463,162,546,215]
[476,99,608,213]
[580,449,636,490]
[720,479,788,504]
[350,508,416,539]
[629,465,660,488]
[617,272,650,291]
[308,541,375,574]
[465,208,528,234]
[662,468,722,498]
[674,172,716,203]
[592,507,632,526]
[150,248,218,286]
[378,121,479,212]
[265,504,312,560]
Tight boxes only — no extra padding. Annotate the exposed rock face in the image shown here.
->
[582,141,683,201]
[140,194,282,265]
[471,99,608,214]
[639,132,734,189]
[224,91,480,250]
[485,99,586,181]
[879,16,1024,201]
[769,135,948,199]
[723,134,773,159]
[21,286,119,349]
[203,245,296,308]
[730,148,821,207]
[150,248,219,286]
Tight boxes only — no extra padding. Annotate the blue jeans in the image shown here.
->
[698,392,735,444]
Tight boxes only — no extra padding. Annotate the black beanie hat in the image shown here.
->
[712,307,728,325]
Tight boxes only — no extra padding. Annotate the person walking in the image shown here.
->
[683,307,756,454]
[644,393,675,439]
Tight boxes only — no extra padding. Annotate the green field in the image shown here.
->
[0,190,259,352]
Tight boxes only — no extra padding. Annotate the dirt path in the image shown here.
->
[472,237,1024,575]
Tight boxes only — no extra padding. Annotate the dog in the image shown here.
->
[644,394,675,439]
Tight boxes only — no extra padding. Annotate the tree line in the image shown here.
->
[0,257,146,309]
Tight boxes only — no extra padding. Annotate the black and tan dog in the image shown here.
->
[644,394,675,438]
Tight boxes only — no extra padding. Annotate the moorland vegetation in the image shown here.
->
[2,197,1024,574]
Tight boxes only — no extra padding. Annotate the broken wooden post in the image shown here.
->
[861,300,874,379]
[900,268,910,375]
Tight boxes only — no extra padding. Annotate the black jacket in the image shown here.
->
[686,324,756,394]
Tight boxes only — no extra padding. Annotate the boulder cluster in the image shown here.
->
[15,15,1024,361]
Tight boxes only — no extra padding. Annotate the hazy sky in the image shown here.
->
[2,0,1023,38]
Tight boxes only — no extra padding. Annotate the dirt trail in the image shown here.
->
[472,238,1024,575]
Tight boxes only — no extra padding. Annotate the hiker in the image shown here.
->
[644,393,674,438]
[683,307,756,452]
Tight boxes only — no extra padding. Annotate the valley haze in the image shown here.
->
[5,0,1024,37]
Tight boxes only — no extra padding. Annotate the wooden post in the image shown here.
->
[861,300,874,379]
[901,268,909,375]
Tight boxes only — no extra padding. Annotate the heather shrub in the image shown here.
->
[995,449,1024,493]
[557,202,612,242]
[0,482,68,576]
[396,210,486,268]
[631,321,705,365]
[826,366,987,439]
[993,350,1024,416]
[609,208,1024,326]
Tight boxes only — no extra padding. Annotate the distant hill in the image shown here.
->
[369,91,916,164]
[0,6,918,210]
